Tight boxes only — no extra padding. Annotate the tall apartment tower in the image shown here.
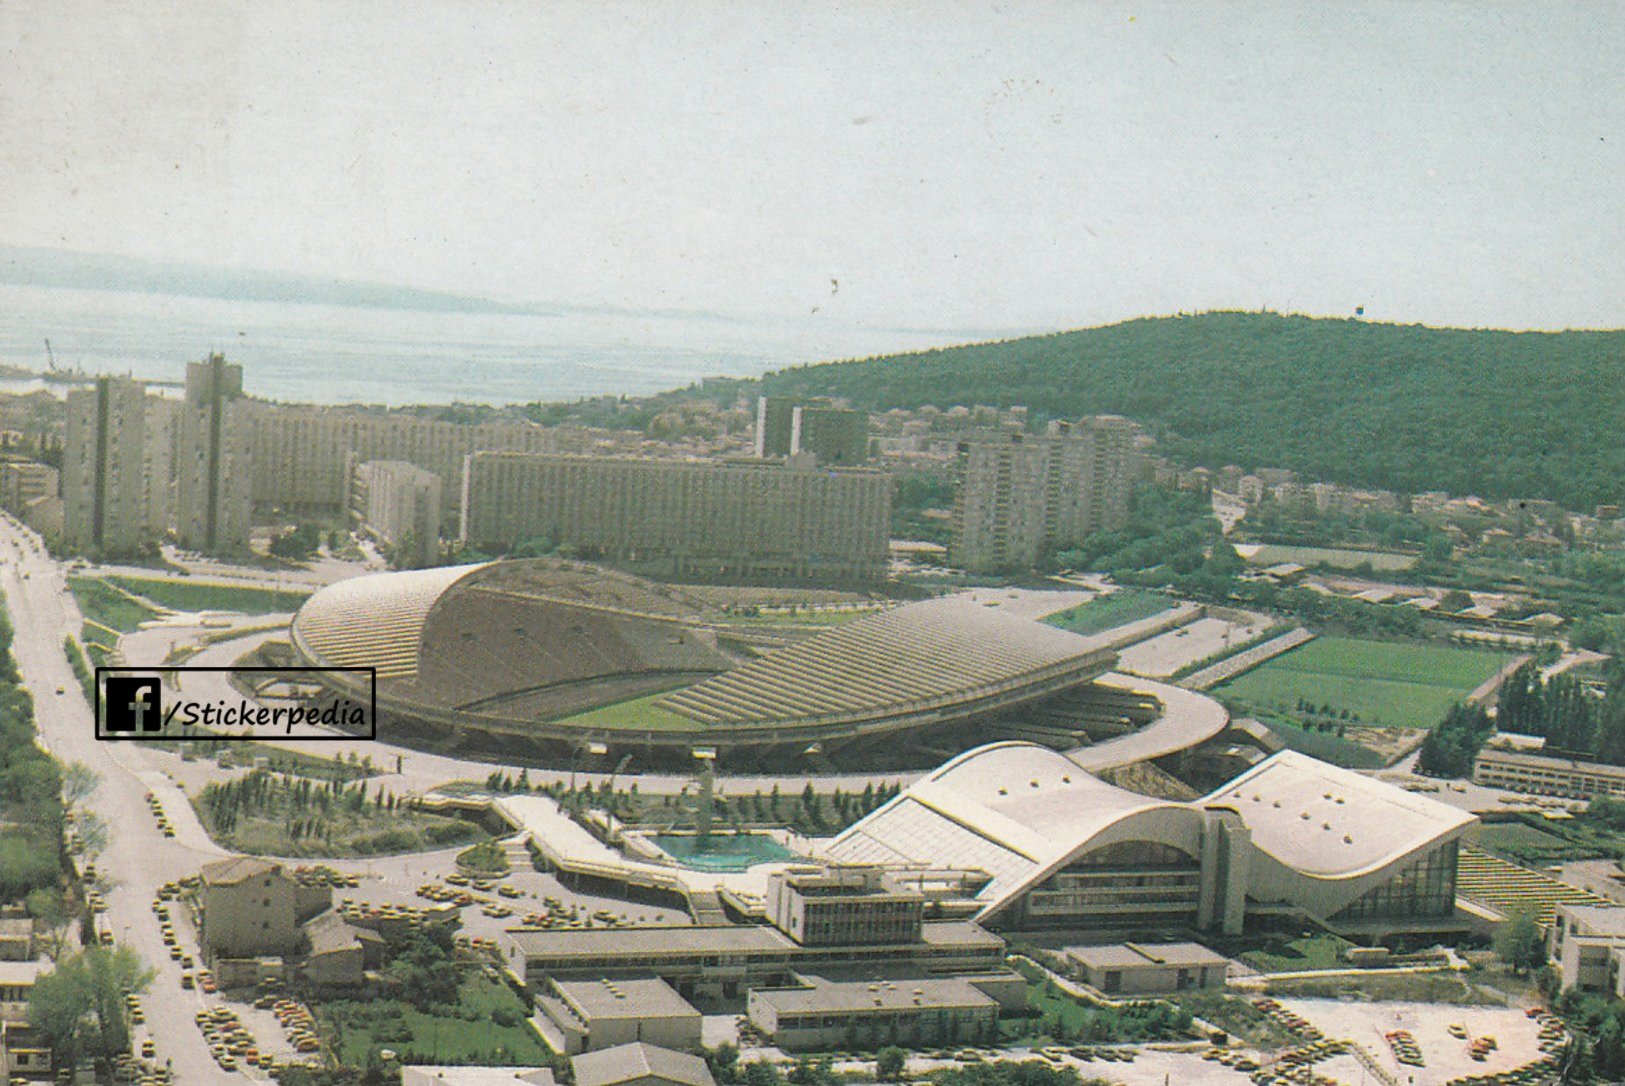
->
[754,396,797,458]
[949,416,1137,573]
[63,377,149,555]
[175,354,255,556]
[755,396,868,465]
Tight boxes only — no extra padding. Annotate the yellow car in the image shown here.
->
[140,1040,156,1058]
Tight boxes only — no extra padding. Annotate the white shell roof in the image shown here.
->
[1204,749,1476,878]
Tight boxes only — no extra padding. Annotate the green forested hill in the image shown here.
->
[760,312,1623,509]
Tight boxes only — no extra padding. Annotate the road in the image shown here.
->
[0,516,262,1084]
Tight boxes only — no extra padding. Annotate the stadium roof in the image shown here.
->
[1204,750,1476,879]
[658,597,1113,726]
[823,742,1201,921]
[291,562,488,679]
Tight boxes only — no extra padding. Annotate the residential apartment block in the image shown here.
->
[252,408,566,520]
[949,415,1137,572]
[459,451,891,583]
[352,459,443,568]
[62,376,150,554]
[175,354,257,555]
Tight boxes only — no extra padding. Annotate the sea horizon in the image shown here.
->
[0,282,993,408]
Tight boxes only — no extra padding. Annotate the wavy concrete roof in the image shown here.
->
[823,741,1200,920]
[1203,749,1475,879]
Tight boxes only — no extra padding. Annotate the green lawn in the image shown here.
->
[1247,544,1417,571]
[1249,715,1387,769]
[1044,589,1176,636]
[108,575,310,614]
[319,973,549,1067]
[1007,960,1192,1045]
[547,690,704,731]
[68,576,162,634]
[1216,636,1512,729]
[1226,931,1354,974]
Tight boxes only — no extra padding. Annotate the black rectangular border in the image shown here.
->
[93,665,377,742]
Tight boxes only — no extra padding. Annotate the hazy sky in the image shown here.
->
[2,1,1619,332]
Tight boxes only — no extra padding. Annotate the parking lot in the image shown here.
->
[1278,999,1553,1086]
[1117,615,1273,678]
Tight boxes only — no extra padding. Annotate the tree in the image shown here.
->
[25,886,73,960]
[1495,912,1547,975]
[59,761,99,808]
[27,946,152,1068]
[743,1061,782,1086]
[876,1046,908,1081]
[706,1043,741,1085]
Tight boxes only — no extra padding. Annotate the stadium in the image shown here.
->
[287,558,1227,769]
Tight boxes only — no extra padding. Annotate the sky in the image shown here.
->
[1,1,1620,333]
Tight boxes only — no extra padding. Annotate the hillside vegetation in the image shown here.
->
[761,312,1623,508]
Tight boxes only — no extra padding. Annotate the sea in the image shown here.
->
[0,283,983,407]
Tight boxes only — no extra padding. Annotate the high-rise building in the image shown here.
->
[460,451,891,583]
[792,403,868,465]
[175,354,256,555]
[755,396,868,465]
[252,408,566,521]
[63,377,149,555]
[754,396,797,458]
[351,460,442,569]
[949,416,1137,573]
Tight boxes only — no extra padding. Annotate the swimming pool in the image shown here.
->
[651,832,798,872]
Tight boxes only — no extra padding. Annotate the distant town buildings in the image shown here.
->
[459,451,891,583]
[949,416,1137,572]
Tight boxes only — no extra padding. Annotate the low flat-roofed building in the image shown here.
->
[542,977,702,1055]
[1549,904,1625,995]
[571,1042,715,1086]
[747,974,1001,1051]
[401,1067,556,1086]
[1474,748,1625,801]
[0,961,46,1023]
[0,916,34,961]
[1065,941,1230,995]
[765,867,923,947]
[508,921,1006,1004]
[0,1020,51,1079]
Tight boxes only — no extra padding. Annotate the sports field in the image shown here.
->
[1043,588,1175,636]
[548,689,704,731]
[1247,543,1417,571]
[1216,636,1512,729]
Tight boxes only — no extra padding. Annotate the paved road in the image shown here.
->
[0,516,267,1085]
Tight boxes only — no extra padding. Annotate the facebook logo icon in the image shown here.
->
[104,676,162,733]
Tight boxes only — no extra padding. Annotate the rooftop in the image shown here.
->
[510,920,1000,962]
[572,1043,715,1086]
[401,1068,556,1086]
[1065,942,1231,970]
[659,596,1113,726]
[751,975,997,1014]
[199,856,280,886]
[553,977,700,1021]
[1204,750,1476,878]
